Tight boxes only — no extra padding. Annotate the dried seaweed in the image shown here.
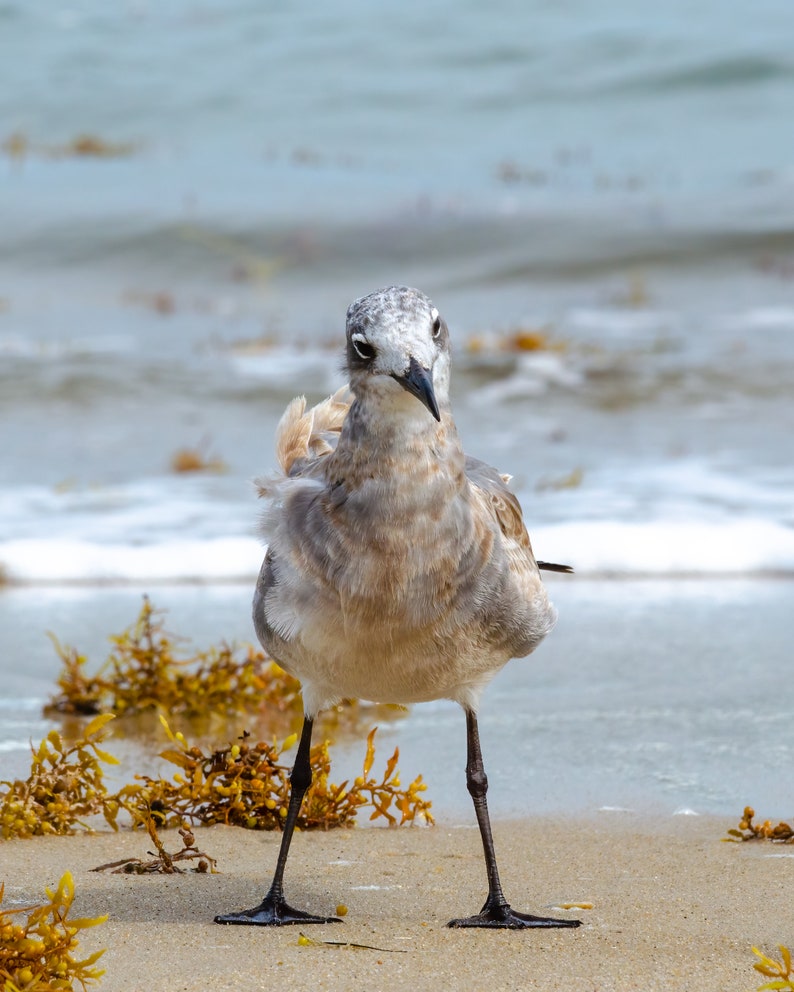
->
[1,132,136,160]
[45,597,304,720]
[753,945,794,991]
[44,599,410,742]
[121,289,176,314]
[0,871,106,991]
[535,467,584,492]
[3,600,432,842]
[0,715,121,839]
[1,132,29,159]
[464,326,566,355]
[169,443,227,474]
[91,819,217,875]
[1,714,432,841]
[125,718,433,830]
[296,932,406,953]
[725,806,794,844]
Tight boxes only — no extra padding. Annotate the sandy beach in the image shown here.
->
[1,814,789,991]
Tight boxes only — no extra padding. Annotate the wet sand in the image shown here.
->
[1,814,789,991]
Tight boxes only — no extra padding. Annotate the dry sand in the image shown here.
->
[1,814,790,991]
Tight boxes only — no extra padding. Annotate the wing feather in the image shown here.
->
[465,455,531,549]
[465,456,573,572]
[257,386,352,497]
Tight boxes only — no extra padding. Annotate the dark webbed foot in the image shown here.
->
[214,718,342,928]
[448,897,581,930]
[214,893,341,927]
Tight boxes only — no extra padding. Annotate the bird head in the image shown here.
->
[344,285,450,423]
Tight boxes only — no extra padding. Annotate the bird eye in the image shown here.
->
[431,310,442,339]
[351,334,376,361]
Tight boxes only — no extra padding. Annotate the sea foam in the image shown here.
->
[2,518,792,585]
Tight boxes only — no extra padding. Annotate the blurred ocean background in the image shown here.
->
[1,0,792,817]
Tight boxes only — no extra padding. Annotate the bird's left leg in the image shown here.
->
[447,709,581,929]
[214,716,341,926]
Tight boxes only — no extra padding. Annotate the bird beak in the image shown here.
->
[393,356,441,422]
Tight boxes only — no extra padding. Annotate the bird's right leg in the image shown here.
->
[448,709,581,929]
[214,716,341,926]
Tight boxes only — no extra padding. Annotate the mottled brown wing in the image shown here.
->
[464,456,573,573]
[464,456,533,550]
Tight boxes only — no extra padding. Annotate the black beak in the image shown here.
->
[393,356,441,422]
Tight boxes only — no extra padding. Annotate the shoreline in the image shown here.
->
[2,577,791,818]
[1,813,789,991]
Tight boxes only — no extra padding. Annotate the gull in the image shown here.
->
[215,286,579,931]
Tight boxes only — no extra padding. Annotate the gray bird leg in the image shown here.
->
[447,709,581,930]
[214,716,341,926]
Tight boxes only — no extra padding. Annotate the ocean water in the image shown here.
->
[1,1,793,815]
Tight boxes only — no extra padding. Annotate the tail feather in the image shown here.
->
[274,396,311,475]
[274,386,351,476]
[306,386,350,460]
[537,560,574,574]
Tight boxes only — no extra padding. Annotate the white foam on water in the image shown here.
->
[1,454,792,585]
[2,515,792,585]
[468,352,584,404]
[1,537,262,584]
[537,518,794,576]
[228,345,344,390]
[0,740,35,753]
[736,306,794,330]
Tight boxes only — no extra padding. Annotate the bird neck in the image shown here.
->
[330,397,465,494]
[343,393,451,447]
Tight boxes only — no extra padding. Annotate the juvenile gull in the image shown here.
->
[215,286,579,931]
